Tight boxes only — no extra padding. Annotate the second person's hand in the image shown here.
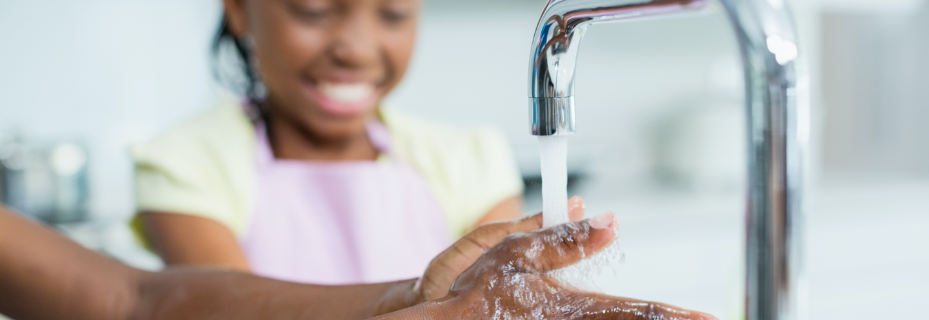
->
[417,196,587,302]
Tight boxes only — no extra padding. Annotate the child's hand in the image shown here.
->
[417,196,587,302]
[444,212,717,319]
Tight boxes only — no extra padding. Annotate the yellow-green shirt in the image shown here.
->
[130,96,523,245]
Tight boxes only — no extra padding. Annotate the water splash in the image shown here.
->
[547,239,625,291]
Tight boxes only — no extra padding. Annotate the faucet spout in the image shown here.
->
[528,0,806,319]
[529,0,707,135]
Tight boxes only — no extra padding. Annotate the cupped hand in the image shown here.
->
[417,196,587,302]
[442,212,718,320]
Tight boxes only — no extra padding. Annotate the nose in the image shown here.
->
[330,11,379,69]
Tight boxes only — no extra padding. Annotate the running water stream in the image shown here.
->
[538,136,569,228]
[538,136,624,290]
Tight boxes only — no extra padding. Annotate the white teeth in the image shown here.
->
[318,82,374,103]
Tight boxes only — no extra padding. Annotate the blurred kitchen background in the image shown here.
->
[1,0,927,319]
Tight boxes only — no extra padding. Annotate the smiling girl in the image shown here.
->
[129,0,523,285]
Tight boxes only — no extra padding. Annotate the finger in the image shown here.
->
[504,211,619,273]
[568,195,586,221]
[473,212,548,250]
[419,213,550,301]
[469,197,591,244]
[510,195,585,234]
[568,292,718,320]
[495,196,585,236]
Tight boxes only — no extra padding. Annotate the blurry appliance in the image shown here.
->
[0,136,89,223]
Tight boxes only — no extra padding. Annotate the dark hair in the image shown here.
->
[212,17,263,102]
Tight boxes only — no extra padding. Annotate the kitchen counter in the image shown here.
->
[565,178,929,319]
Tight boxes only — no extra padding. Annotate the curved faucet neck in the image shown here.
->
[526,1,806,319]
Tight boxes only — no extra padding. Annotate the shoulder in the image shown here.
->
[381,108,510,159]
[382,108,523,238]
[130,94,256,236]
[131,95,254,163]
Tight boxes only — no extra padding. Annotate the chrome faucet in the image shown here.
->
[528,0,805,319]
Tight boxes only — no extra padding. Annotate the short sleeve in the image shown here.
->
[450,127,524,234]
[382,109,524,239]
[129,102,256,248]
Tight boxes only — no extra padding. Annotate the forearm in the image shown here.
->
[139,211,251,271]
[0,207,142,320]
[0,207,420,320]
[367,297,461,320]
[134,270,418,320]
[471,196,523,230]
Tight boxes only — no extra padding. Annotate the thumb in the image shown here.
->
[419,197,588,301]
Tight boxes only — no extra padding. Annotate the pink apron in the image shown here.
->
[240,119,451,285]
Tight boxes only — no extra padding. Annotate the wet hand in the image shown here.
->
[442,212,718,320]
[417,196,587,302]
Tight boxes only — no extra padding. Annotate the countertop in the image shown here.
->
[567,178,929,319]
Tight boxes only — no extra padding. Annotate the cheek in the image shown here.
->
[252,19,327,85]
[382,26,417,85]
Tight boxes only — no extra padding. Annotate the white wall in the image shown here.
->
[820,6,929,177]
[0,0,221,219]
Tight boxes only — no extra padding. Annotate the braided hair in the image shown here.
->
[212,17,265,102]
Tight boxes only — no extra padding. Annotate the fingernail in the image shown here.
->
[568,196,584,210]
[588,212,615,230]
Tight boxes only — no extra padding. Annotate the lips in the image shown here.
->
[306,81,379,116]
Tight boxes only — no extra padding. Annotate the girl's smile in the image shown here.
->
[304,80,381,116]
